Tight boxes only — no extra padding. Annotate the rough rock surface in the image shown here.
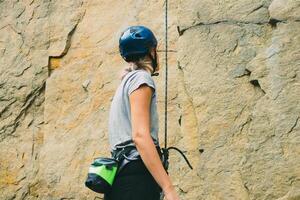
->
[0,0,299,199]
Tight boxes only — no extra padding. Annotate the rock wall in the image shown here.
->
[177,0,300,199]
[0,0,299,199]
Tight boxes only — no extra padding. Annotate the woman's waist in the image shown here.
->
[111,137,159,152]
[112,141,162,159]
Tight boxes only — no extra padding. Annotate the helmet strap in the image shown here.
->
[150,51,159,76]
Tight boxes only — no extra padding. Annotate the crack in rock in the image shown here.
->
[239,117,252,135]
[178,17,292,36]
[247,5,265,16]
[48,24,77,75]
[250,79,266,94]
[178,20,269,36]
[47,6,86,76]
[269,18,283,28]
[0,82,45,142]
[287,117,299,135]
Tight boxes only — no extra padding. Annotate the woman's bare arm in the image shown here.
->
[129,84,179,199]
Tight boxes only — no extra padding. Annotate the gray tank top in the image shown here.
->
[108,69,159,151]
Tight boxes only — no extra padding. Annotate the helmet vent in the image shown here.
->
[134,33,142,38]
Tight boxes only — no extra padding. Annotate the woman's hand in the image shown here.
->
[164,185,180,200]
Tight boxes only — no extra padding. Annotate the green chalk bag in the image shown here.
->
[85,157,118,194]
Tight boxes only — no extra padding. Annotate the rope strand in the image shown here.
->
[164,0,168,149]
[162,0,193,173]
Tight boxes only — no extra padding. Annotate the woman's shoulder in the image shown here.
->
[131,69,151,76]
[125,69,153,82]
[123,69,156,95]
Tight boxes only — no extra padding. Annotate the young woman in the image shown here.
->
[104,26,180,200]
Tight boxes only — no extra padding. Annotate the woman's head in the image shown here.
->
[119,26,159,77]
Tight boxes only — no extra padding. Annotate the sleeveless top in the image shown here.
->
[108,69,159,151]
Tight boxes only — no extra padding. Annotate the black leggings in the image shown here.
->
[104,159,161,200]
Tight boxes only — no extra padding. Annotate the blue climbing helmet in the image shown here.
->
[119,26,158,72]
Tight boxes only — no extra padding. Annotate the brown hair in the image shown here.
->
[120,55,153,80]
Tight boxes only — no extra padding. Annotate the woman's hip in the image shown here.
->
[104,160,161,200]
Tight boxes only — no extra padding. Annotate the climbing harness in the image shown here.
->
[160,0,193,173]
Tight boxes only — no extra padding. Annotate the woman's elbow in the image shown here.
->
[132,131,150,145]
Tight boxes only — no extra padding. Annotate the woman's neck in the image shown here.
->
[143,65,154,74]
[131,62,153,74]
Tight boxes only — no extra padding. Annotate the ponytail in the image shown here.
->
[120,56,153,80]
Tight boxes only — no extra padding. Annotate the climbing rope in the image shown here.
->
[161,0,193,172]
[164,0,168,150]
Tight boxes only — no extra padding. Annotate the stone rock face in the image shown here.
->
[0,0,299,200]
[177,1,300,200]
[269,0,300,21]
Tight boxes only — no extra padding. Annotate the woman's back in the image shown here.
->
[108,69,159,151]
